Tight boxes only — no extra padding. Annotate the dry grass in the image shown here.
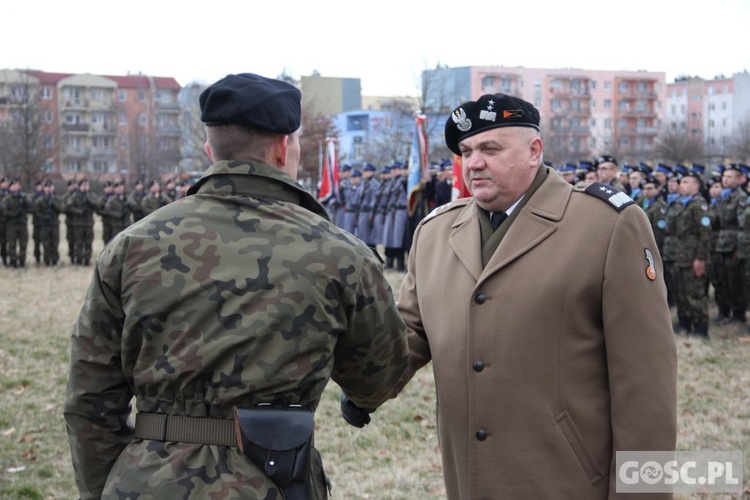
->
[0,223,748,499]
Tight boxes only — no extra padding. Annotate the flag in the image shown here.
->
[407,114,429,216]
[318,137,338,204]
[451,154,471,201]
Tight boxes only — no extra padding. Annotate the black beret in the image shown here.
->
[595,155,618,167]
[200,73,301,134]
[445,93,540,155]
[682,170,703,186]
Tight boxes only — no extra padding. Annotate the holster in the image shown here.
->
[234,404,314,499]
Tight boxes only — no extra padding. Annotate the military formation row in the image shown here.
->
[324,161,455,271]
[0,177,189,268]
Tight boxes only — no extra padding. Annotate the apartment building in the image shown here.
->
[0,69,182,182]
[422,65,665,163]
[665,71,750,164]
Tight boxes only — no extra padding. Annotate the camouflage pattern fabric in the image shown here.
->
[64,160,409,499]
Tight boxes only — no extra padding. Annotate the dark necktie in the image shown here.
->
[490,211,508,231]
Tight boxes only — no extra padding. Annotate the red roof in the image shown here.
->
[17,70,181,90]
[20,70,73,84]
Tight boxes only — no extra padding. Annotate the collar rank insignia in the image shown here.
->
[644,248,657,281]
[583,182,634,211]
[452,107,472,132]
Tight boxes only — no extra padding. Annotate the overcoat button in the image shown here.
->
[473,361,484,372]
[476,429,488,441]
[475,294,486,304]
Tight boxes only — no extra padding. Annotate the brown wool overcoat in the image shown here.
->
[396,170,677,499]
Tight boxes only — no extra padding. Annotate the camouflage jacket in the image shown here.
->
[673,195,712,266]
[140,192,170,216]
[715,187,746,253]
[32,194,63,224]
[64,160,409,499]
[64,191,101,226]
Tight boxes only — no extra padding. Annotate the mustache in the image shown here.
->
[469,173,493,181]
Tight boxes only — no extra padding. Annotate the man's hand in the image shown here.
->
[340,393,372,428]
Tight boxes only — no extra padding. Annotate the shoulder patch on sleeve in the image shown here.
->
[582,182,634,211]
[422,198,471,224]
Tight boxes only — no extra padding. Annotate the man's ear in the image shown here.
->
[275,134,289,167]
[204,141,215,163]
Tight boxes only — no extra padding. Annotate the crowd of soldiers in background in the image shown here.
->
[3,156,749,338]
[0,176,191,268]
[327,156,750,338]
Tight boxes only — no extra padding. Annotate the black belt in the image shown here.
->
[134,413,236,446]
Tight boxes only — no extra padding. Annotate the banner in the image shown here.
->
[407,114,429,216]
[451,154,471,201]
[318,138,338,204]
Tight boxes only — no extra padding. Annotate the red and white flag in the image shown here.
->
[318,137,339,204]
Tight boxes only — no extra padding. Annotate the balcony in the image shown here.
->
[62,99,87,110]
[88,99,113,110]
[156,101,181,111]
[156,125,181,135]
[63,146,88,158]
[90,148,118,158]
[90,122,116,134]
[62,123,89,132]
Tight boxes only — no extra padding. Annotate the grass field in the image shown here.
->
[0,224,748,499]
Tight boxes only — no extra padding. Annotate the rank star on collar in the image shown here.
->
[599,186,614,195]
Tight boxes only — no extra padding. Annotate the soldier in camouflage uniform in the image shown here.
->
[638,176,668,255]
[140,179,170,216]
[64,73,409,500]
[662,176,684,310]
[97,181,115,246]
[713,164,747,323]
[64,179,101,266]
[0,179,32,268]
[61,179,78,265]
[707,175,726,317]
[33,180,63,266]
[127,178,146,222]
[673,171,712,337]
[102,180,131,242]
[30,179,44,264]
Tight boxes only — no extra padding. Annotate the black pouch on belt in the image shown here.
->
[234,404,314,499]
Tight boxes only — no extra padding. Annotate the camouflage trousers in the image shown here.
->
[676,265,709,335]
[712,252,746,320]
[39,223,60,265]
[71,223,93,265]
[663,261,680,308]
[5,221,28,266]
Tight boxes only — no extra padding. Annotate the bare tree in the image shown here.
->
[653,126,705,164]
[367,106,413,165]
[179,81,211,173]
[299,103,338,189]
[726,118,750,162]
[0,73,54,185]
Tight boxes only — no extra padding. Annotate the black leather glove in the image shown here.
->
[340,393,372,428]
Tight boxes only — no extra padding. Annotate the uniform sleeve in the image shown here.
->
[602,205,677,493]
[64,254,133,500]
[393,223,433,395]
[331,250,409,410]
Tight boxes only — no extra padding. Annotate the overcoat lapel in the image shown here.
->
[480,171,572,282]
[449,203,484,281]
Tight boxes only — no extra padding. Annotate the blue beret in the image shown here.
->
[445,93,540,155]
[200,73,301,134]
[381,166,391,174]
[351,170,362,178]
[339,164,352,172]
[363,163,376,172]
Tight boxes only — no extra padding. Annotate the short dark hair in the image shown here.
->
[206,124,278,162]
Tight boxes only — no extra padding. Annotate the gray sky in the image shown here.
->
[4,0,749,95]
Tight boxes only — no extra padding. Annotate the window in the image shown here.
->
[42,110,52,123]
[41,86,52,99]
[604,99,611,109]
[119,112,127,125]
[119,89,127,102]
[138,113,147,126]
[138,89,146,102]
[604,118,612,129]
[618,82,629,93]
[481,76,494,89]
[604,81,611,91]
